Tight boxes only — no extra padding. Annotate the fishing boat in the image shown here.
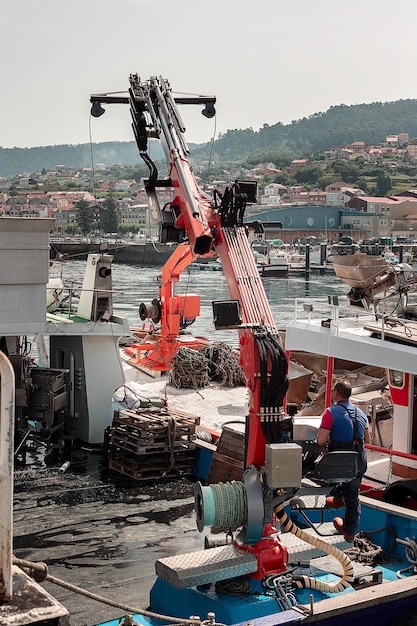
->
[87,74,417,625]
[0,217,131,447]
[286,253,417,489]
[88,256,417,626]
[6,74,417,626]
[253,243,289,277]
[381,247,414,265]
[287,250,307,271]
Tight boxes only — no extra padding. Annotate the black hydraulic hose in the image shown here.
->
[255,334,268,407]
[254,329,289,443]
[140,151,158,188]
[264,333,288,409]
[262,335,276,409]
[255,333,271,442]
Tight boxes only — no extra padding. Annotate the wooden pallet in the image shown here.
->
[206,426,245,484]
[113,408,199,433]
[108,452,195,481]
[108,406,200,481]
[109,433,196,456]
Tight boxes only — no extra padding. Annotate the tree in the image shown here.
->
[294,164,323,185]
[75,200,93,235]
[329,160,361,185]
[101,192,119,234]
[376,170,392,196]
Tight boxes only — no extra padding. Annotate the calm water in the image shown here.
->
[61,259,349,345]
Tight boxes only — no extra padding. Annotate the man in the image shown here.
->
[316,378,370,542]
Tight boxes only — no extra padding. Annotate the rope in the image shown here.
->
[12,556,201,625]
[169,347,210,389]
[210,481,247,532]
[161,416,178,477]
[198,481,247,532]
[169,344,246,390]
[201,343,246,388]
[274,504,355,593]
[344,535,385,565]
[215,578,252,596]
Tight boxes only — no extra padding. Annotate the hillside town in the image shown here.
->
[2,132,417,245]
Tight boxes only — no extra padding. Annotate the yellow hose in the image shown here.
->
[274,503,354,593]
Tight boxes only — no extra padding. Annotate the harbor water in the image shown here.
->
[61,259,349,344]
[10,259,351,626]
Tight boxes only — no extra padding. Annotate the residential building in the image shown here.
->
[259,183,287,205]
[119,203,147,225]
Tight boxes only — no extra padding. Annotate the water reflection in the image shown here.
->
[62,260,348,345]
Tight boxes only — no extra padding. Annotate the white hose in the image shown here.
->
[274,503,354,593]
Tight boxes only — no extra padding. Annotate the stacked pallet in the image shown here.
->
[108,406,200,481]
[206,426,245,484]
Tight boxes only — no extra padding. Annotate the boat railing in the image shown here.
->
[293,295,360,327]
[293,297,417,345]
[48,280,123,321]
[379,315,412,341]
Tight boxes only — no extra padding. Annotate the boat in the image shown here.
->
[287,250,307,270]
[50,238,177,266]
[381,247,414,265]
[89,255,417,626]
[87,75,417,626]
[193,259,223,271]
[286,252,417,487]
[6,75,417,626]
[0,217,131,448]
[253,242,289,277]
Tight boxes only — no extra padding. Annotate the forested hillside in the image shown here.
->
[197,99,417,162]
[1,99,417,177]
[0,141,164,178]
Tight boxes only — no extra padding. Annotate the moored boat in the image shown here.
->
[6,73,417,626]
[86,71,417,625]
[286,253,417,487]
[254,245,290,277]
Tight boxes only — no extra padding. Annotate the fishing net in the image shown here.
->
[169,347,210,389]
[169,343,246,389]
[345,536,385,565]
[201,342,246,388]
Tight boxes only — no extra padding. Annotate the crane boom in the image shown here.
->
[90,74,289,468]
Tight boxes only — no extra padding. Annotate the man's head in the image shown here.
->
[332,378,352,402]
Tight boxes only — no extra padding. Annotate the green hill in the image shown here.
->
[0,141,165,178]
[2,99,417,177]
[195,99,417,162]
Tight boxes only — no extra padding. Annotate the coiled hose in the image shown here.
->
[274,503,355,593]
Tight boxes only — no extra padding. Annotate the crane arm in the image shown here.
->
[90,75,289,468]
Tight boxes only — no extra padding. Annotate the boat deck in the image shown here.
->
[9,440,417,626]
[286,297,417,376]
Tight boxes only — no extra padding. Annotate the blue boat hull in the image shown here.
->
[97,495,417,626]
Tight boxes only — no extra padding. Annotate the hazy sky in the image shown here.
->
[2,0,417,149]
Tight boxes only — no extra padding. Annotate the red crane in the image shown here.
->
[90,73,289,471]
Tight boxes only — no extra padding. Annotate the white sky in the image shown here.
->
[2,0,417,149]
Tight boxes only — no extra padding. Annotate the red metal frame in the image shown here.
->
[98,75,289,573]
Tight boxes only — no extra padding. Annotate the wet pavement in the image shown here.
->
[12,446,203,626]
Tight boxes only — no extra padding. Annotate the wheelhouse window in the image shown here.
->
[389,370,405,389]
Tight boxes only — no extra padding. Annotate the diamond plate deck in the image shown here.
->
[155,544,258,589]
[290,493,327,509]
[155,527,350,590]
[281,527,350,561]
